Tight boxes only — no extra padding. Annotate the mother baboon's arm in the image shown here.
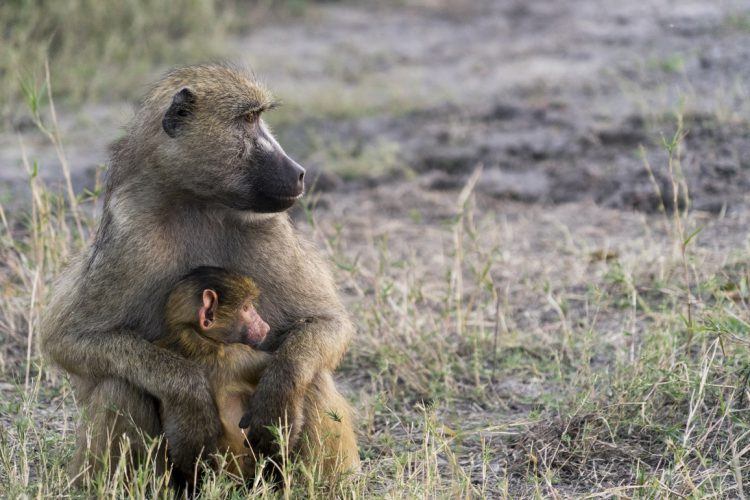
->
[266,236,353,390]
[40,258,221,473]
[42,323,221,475]
[241,237,353,453]
[268,311,353,393]
[39,257,208,403]
[42,323,211,405]
[242,311,353,455]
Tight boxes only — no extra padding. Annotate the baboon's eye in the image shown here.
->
[244,112,260,124]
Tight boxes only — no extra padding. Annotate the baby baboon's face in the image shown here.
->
[156,65,305,213]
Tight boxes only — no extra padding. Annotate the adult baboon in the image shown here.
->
[41,64,358,482]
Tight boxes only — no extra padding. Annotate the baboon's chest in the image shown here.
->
[125,218,293,337]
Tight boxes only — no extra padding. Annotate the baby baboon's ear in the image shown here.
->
[162,88,196,138]
[199,289,218,330]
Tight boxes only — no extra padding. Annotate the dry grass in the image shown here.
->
[0,0,317,122]
[2,26,750,500]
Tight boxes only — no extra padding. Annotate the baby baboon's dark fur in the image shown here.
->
[41,64,358,482]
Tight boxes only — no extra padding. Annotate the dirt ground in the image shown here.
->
[4,0,750,211]
[2,0,750,496]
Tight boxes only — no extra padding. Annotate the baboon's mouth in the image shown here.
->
[271,192,304,202]
[248,190,305,213]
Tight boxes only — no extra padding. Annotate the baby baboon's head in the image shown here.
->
[131,64,305,213]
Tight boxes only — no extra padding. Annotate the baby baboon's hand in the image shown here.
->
[239,383,303,459]
[161,377,221,477]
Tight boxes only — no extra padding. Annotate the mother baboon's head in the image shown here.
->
[122,64,305,213]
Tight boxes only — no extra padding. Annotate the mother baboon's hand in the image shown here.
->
[160,375,221,476]
[239,381,303,459]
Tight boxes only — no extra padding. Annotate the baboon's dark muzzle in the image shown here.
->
[245,151,306,213]
[281,155,305,197]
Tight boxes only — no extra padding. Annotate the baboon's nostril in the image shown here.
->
[284,155,306,193]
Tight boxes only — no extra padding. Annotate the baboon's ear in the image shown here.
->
[162,88,196,138]
[199,289,218,330]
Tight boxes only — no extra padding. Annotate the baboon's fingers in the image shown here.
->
[239,413,251,429]
[242,425,278,455]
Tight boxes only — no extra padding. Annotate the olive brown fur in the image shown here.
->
[40,63,359,484]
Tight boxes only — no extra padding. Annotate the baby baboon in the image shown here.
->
[160,266,358,478]
[41,63,358,484]
[157,267,270,476]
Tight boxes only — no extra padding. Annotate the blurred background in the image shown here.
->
[4,0,747,209]
[2,0,750,497]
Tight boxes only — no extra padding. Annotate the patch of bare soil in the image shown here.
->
[3,0,750,495]
[4,0,749,214]
[257,0,750,214]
